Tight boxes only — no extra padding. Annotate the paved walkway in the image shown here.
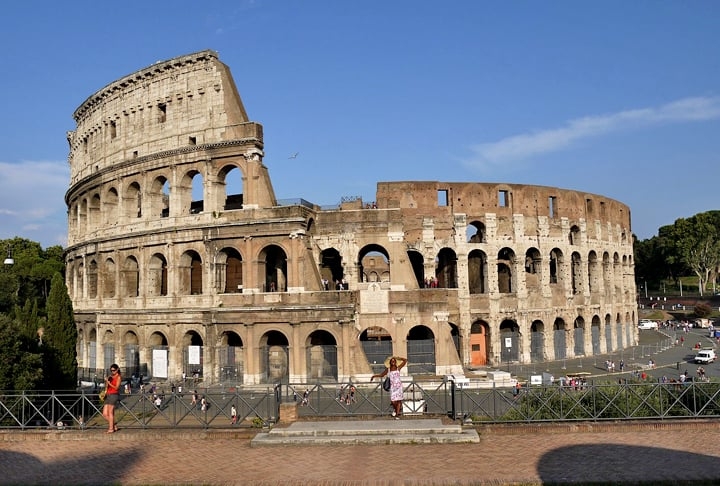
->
[2,420,720,485]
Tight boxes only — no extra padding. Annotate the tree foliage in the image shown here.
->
[44,272,78,390]
[657,211,720,296]
[636,210,720,294]
[0,238,70,391]
[0,315,44,391]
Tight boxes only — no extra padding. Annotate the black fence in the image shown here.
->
[3,379,720,430]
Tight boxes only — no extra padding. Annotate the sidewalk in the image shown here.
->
[2,421,720,484]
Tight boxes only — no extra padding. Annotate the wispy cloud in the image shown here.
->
[464,96,720,170]
[0,160,68,247]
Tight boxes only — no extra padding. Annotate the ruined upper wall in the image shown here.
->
[66,50,262,184]
[375,181,632,241]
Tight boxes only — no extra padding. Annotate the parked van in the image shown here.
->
[695,349,717,364]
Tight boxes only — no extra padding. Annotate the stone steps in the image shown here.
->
[250,418,479,446]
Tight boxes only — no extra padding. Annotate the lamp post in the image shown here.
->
[3,246,13,266]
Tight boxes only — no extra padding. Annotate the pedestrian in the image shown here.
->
[102,364,121,433]
[231,404,237,424]
[619,360,624,372]
[370,356,408,419]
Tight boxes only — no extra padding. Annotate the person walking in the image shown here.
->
[102,364,121,433]
[371,356,407,419]
[230,404,237,425]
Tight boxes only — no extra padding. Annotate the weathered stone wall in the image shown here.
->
[66,51,637,386]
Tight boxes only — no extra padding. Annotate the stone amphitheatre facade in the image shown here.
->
[65,50,638,385]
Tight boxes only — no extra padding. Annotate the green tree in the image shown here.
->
[0,315,44,390]
[44,272,77,390]
[657,211,720,296]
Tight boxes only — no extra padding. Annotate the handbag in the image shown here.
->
[383,376,391,392]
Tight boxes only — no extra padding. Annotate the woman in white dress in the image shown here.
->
[371,356,407,418]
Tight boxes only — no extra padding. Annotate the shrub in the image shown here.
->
[694,302,712,318]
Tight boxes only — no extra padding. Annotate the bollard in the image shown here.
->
[676,361,680,370]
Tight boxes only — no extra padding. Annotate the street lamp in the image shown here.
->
[3,246,13,266]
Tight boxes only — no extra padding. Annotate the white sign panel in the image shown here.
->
[504,337,512,348]
[152,349,168,379]
[530,375,542,385]
[188,345,201,365]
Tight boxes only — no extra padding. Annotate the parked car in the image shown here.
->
[695,349,717,364]
[638,320,659,330]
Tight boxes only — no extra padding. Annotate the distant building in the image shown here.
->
[65,51,637,384]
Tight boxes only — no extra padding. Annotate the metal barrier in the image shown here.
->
[4,379,720,429]
[0,387,279,430]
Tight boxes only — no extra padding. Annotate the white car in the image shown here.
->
[638,320,659,330]
[695,349,716,364]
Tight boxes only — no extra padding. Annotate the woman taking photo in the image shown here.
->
[102,364,121,433]
[371,356,407,419]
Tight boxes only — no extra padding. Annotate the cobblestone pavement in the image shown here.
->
[3,422,720,485]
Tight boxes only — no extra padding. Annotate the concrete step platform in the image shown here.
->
[250,418,479,446]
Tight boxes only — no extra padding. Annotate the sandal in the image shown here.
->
[114,426,119,432]
[105,429,115,434]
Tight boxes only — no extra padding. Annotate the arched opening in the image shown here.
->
[88,193,101,227]
[530,320,545,362]
[87,259,98,299]
[525,247,542,289]
[102,330,115,371]
[260,245,288,292]
[76,262,84,299]
[449,322,461,361]
[470,320,490,366]
[122,256,139,298]
[569,225,581,245]
[497,248,515,293]
[148,253,168,296]
[407,249,425,288]
[220,165,244,210]
[149,175,170,218]
[219,247,243,293]
[358,244,390,284]
[571,252,583,294]
[125,181,142,219]
[319,248,343,289]
[615,313,624,349]
[149,332,169,380]
[573,316,585,356]
[306,330,338,381]
[103,258,116,298]
[261,330,289,383]
[499,320,520,363]
[123,331,140,381]
[407,325,436,375]
[218,331,243,383]
[553,318,567,360]
[591,315,601,354]
[102,187,119,225]
[435,248,458,288]
[467,221,486,243]
[360,326,393,374]
[588,251,599,294]
[549,248,563,285]
[605,314,613,352]
[468,249,487,294]
[182,330,204,381]
[180,250,203,295]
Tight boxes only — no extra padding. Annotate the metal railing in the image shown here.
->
[0,387,279,430]
[3,378,720,430]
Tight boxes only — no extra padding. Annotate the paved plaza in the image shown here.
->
[3,327,720,485]
[2,421,720,485]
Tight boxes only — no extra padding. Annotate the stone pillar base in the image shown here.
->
[279,402,298,423]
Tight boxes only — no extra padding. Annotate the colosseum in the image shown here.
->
[65,50,638,385]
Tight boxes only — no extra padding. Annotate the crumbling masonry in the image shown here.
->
[65,50,638,384]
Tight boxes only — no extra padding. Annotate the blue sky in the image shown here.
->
[1,1,719,248]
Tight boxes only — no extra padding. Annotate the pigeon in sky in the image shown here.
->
[288,152,299,159]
